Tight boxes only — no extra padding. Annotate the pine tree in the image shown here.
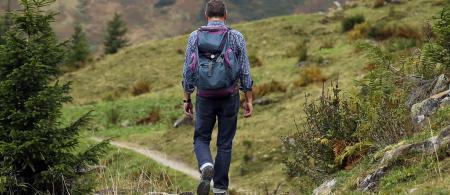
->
[66,24,91,69]
[0,0,13,44]
[76,0,90,22]
[0,0,108,194]
[104,13,128,55]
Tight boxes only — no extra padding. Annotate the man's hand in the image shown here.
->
[243,101,253,118]
[183,92,193,118]
[184,102,194,118]
[243,91,253,118]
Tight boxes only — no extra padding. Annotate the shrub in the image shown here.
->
[342,14,365,32]
[368,22,422,41]
[348,22,371,40]
[298,46,308,62]
[137,110,161,125]
[249,54,263,67]
[294,66,327,87]
[356,43,413,147]
[130,80,151,96]
[282,129,335,178]
[282,82,361,178]
[385,38,418,52]
[252,80,287,99]
[240,140,254,176]
[105,107,121,125]
[373,0,385,8]
[154,0,176,8]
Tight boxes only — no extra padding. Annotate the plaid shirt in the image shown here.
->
[182,21,253,93]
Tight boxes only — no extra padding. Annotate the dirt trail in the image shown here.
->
[90,137,200,179]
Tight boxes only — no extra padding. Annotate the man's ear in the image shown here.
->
[205,12,208,21]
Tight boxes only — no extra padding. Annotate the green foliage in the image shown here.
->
[342,14,365,32]
[104,13,128,55]
[416,4,450,78]
[0,0,13,44]
[283,83,359,178]
[435,2,450,53]
[298,45,308,62]
[304,83,359,141]
[130,80,151,96]
[239,140,254,176]
[356,43,412,147]
[65,24,91,70]
[0,0,108,194]
[282,126,335,178]
[105,106,121,126]
[294,66,327,87]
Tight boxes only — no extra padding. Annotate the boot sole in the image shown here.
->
[197,166,214,195]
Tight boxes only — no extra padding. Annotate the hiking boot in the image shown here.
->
[197,166,214,195]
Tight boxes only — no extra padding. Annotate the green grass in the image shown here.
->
[61,0,448,193]
[78,139,197,194]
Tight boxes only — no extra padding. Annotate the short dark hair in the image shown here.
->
[205,0,226,18]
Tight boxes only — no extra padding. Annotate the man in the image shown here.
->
[181,0,253,194]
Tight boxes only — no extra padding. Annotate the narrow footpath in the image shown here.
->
[90,137,200,179]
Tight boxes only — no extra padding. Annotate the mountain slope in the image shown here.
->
[2,0,344,52]
[59,0,448,193]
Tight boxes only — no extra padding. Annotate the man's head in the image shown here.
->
[205,0,227,21]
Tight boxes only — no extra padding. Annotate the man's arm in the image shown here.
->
[233,31,254,118]
[182,32,197,118]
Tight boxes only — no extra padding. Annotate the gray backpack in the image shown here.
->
[187,26,240,97]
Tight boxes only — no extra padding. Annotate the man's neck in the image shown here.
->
[207,17,225,23]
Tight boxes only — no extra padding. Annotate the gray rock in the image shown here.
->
[411,98,440,123]
[430,74,449,95]
[173,116,194,128]
[253,98,276,106]
[441,97,450,107]
[121,120,131,128]
[313,179,336,195]
[358,166,388,192]
[358,126,450,192]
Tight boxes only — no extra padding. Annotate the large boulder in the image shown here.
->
[411,88,450,124]
[358,126,450,192]
[407,74,450,108]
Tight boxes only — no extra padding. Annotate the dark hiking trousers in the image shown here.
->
[194,92,240,190]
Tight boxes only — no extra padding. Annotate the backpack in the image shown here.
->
[188,26,240,97]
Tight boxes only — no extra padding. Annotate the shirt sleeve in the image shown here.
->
[182,31,197,93]
[233,31,254,92]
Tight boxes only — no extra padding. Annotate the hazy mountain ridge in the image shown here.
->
[1,0,343,52]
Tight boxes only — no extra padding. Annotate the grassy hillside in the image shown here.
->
[60,0,448,193]
[1,0,343,52]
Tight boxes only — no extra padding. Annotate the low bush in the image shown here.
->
[348,22,371,40]
[239,140,254,176]
[252,80,287,99]
[342,15,365,32]
[368,22,422,41]
[298,46,308,62]
[130,80,151,96]
[105,107,121,125]
[294,66,327,87]
[136,110,161,125]
[249,54,263,67]
[373,0,385,8]
[283,82,358,178]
